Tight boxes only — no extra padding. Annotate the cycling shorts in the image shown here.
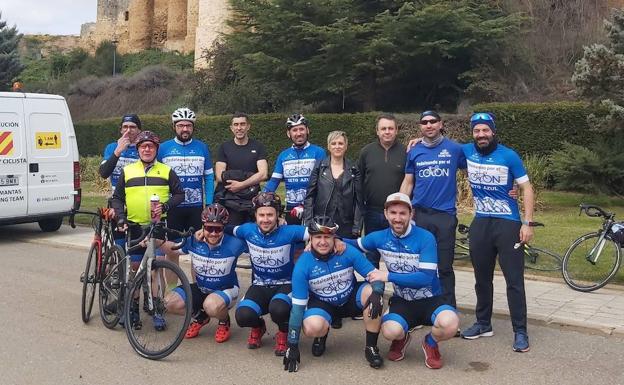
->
[237,284,292,316]
[303,281,366,324]
[173,283,239,313]
[382,295,456,332]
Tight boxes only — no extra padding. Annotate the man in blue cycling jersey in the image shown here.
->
[348,193,459,369]
[165,204,247,343]
[263,114,326,225]
[99,114,141,246]
[282,216,385,373]
[158,107,214,283]
[459,112,535,353]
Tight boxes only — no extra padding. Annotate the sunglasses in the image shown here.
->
[420,119,440,125]
[470,113,494,123]
[203,225,224,234]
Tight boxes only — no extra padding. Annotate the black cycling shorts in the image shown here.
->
[382,295,456,332]
[237,284,292,316]
[167,206,202,236]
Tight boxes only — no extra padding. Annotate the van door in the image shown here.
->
[24,96,75,216]
[0,95,28,218]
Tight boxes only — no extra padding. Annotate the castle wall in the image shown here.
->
[195,0,230,68]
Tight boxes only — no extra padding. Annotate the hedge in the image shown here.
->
[74,102,600,163]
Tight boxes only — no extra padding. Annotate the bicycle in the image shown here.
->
[99,221,194,359]
[562,204,623,292]
[74,208,117,324]
[454,223,562,271]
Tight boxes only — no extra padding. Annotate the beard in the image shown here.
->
[474,136,498,156]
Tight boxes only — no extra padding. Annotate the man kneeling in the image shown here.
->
[283,216,385,373]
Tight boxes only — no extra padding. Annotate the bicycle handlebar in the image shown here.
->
[126,223,194,253]
[579,204,613,219]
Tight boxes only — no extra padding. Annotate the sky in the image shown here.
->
[0,0,96,35]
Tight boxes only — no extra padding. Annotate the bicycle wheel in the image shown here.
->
[562,232,622,292]
[81,243,99,323]
[124,259,192,360]
[524,246,562,272]
[99,245,125,329]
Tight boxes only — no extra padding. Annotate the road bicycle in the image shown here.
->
[562,204,623,292]
[98,221,194,359]
[454,223,562,271]
[74,208,117,324]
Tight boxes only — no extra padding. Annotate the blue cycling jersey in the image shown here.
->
[102,142,139,190]
[158,138,214,207]
[181,234,247,293]
[291,244,375,307]
[230,223,309,285]
[462,143,529,222]
[405,138,466,214]
[263,142,326,209]
[349,224,441,300]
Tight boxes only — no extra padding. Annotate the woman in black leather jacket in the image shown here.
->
[303,131,363,239]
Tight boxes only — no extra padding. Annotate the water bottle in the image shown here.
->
[150,194,160,223]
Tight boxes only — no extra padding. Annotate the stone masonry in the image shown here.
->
[81,0,229,68]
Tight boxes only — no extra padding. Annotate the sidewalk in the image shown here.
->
[13,224,624,337]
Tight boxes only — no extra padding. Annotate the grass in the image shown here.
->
[75,181,624,286]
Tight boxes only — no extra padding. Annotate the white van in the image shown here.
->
[0,92,81,232]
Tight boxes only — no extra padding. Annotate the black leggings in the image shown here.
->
[469,217,527,332]
[235,285,292,332]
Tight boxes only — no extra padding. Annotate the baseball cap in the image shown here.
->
[384,192,412,210]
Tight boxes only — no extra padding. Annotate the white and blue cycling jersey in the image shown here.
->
[181,234,247,294]
[263,142,326,209]
[291,244,375,307]
[229,223,309,286]
[158,138,214,207]
[348,224,441,301]
[405,138,467,214]
[102,142,139,190]
[462,143,529,222]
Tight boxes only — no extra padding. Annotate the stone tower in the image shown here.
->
[83,0,229,68]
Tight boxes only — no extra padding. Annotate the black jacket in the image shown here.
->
[303,157,363,235]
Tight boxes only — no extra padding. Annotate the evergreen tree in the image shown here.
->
[572,8,624,132]
[0,12,24,90]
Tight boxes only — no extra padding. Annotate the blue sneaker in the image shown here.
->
[153,313,166,331]
[460,323,494,340]
[513,332,530,352]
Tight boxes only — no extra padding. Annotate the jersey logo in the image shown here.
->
[251,150,257,153]
[438,149,451,158]
[467,160,508,186]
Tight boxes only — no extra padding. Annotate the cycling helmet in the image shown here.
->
[285,113,308,129]
[201,203,229,225]
[135,131,160,147]
[252,192,282,213]
[308,216,339,235]
[172,107,196,124]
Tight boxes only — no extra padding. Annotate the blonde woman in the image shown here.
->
[303,131,362,239]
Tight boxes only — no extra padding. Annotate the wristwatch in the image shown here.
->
[521,220,538,226]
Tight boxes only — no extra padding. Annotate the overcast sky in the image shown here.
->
[0,0,96,35]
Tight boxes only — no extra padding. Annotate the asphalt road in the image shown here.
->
[1,229,623,385]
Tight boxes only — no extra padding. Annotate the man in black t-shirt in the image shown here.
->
[215,112,269,225]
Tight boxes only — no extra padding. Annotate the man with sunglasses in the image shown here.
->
[165,203,247,343]
[282,216,385,373]
[460,112,534,353]
[400,111,466,312]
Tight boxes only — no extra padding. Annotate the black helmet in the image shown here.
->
[201,203,229,225]
[308,216,339,235]
[135,130,160,147]
[252,192,282,213]
[286,113,308,129]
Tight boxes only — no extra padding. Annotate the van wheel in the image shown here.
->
[38,217,63,232]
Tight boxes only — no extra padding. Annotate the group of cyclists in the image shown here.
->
[98,107,535,372]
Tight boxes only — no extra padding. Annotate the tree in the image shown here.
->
[0,12,24,90]
[220,0,523,111]
[572,8,624,133]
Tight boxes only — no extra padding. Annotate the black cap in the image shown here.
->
[420,110,441,120]
[121,114,142,129]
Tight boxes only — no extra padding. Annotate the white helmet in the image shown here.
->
[172,107,196,124]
